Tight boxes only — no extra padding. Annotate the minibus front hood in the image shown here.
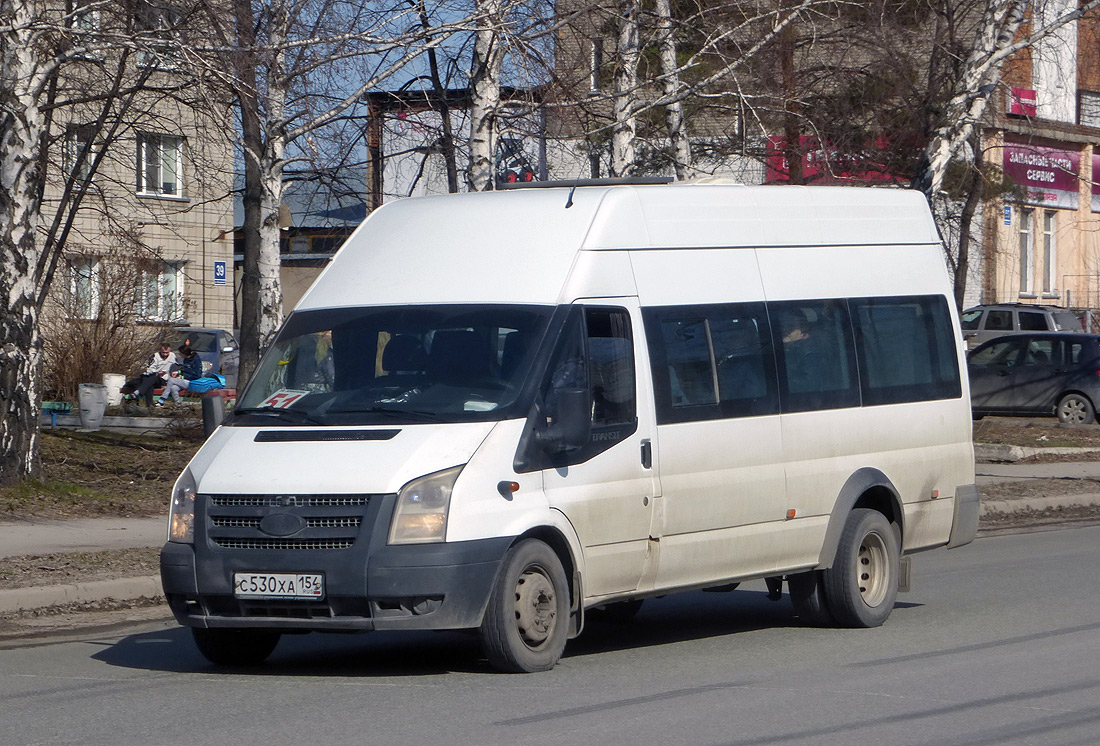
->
[188,422,498,495]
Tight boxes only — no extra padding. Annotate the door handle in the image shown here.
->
[640,439,652,469]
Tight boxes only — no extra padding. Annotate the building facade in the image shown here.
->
[979,6,1100,313]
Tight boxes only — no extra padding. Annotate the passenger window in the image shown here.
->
[969,340,1022,368]
[659,318,715,408]
[1022,339,1058,366]
[1071,343,1084,365]
[1018,311,1047,331]
[985,310,1012,331]
[773,300,859,413]
[851,296,961,405]
[644,303,778,424]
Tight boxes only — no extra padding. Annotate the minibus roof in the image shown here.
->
[295,184,940,310]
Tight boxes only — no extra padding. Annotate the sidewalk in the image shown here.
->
[3,454,1100,616]
[0,517,165,614]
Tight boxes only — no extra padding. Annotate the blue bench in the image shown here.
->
[42,401,73,428]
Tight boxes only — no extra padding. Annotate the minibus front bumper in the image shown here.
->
[160,536,514,632]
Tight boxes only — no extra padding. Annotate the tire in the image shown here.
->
[787,571,835,627]
[480,539,570,673]
[191,628,281,666]
[1057,393,1095,425]
[822,509,900,628]
[587,599,644,624]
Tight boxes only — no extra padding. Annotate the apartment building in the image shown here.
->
[46,2,235,334]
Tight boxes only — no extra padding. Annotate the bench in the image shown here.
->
[153,387,237,403]
[41,401,73,428]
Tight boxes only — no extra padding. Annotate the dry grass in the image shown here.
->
[0,429,198,520]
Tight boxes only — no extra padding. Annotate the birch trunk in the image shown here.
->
[236,0,286,386]
[919,0,1027,195]
[654,0,690,179]
[611,0,639,178]
[0,0,47,485]
[468,0,506,191]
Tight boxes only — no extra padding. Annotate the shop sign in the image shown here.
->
[1002,141,1080,209]
[1007,88,1038,117]
[1093,154,1100,213]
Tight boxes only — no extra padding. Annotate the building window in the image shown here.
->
[1018,207,1034,295]
[68,257,100,319]
[134,0,182,68]
[68,0,101,32]
[137,260,184,320]
[1042,210,1057,294]
[137,134,182,196]
[1081,91,1100,128]
[589,40,604,93]
[63,126,95,182]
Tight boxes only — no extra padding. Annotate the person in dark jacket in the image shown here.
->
[156,345,204,405]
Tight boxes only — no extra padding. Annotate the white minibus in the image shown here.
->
[161,183,978,672]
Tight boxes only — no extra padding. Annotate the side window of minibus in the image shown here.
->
[772,299,859,413]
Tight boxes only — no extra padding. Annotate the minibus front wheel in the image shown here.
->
[480,539,570,673]
[192,628,281,666]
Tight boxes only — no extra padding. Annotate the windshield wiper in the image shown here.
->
[233,407,327,425]
[327,406,441,422]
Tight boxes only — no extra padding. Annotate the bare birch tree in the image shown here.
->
[468,0,508,190]
[1,0,219,484]
[199,0,477,384]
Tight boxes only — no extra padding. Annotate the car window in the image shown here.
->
[970,339,1022,368]
[985,310,1012,331]
[960,310,983,330]
[1022,339,1059,366]
[1053,312,1081,332]
[1018,311,1048,331]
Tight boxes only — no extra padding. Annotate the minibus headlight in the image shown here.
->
[168,468,197,544]
[388,465,463,545]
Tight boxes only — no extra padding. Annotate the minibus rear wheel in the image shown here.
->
[822,509,899,628]
[788,571,835,627]
[192,628,281,666]
[480,539,570,673]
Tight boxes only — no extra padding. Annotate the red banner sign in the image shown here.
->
[764,137,900,183]
[1002,141,1080,209]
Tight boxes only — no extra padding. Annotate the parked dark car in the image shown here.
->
[170,328,240,387]
[968,333,1100,424]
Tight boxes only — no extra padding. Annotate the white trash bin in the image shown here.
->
[102,373,125,406]
[78,383,109,431]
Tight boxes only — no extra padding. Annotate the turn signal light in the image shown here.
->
[786,509,796,519]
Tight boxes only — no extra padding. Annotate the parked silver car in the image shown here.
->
[960,303,1081,349]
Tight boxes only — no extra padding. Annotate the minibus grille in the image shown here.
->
[203,493,381,551]
[212,538,356,551]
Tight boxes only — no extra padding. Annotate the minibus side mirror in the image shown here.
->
[538,388,591,451]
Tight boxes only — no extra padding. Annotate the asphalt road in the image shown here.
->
[2,525,1099,746]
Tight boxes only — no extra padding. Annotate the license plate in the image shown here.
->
[234,572,324,599]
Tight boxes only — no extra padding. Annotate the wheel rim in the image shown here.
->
[857,531,890,608]
[514,565,557,649]
[1060,397,1087,423]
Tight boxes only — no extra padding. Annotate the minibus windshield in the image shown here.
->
[234,304,553,426]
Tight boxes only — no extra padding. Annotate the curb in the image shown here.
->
[974,443,1100,463]
[0,575,162,614]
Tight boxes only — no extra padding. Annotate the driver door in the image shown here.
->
[536,301,660,599]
